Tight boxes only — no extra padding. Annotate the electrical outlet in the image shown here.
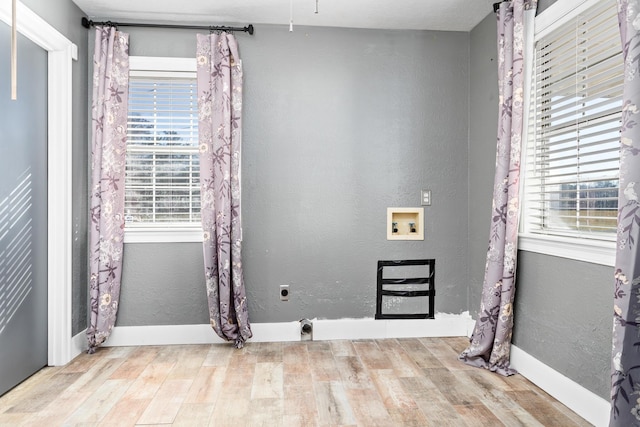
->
[421,189,432,206]
[280,285,290,301]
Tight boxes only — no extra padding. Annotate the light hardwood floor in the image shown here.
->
[0,337,592,426]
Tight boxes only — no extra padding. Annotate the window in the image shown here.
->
[124,57,202,243]
[520,0,621,265]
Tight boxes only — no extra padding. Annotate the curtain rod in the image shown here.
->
[81,17,254,35]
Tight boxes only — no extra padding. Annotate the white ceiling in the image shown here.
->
[72,0,496,32]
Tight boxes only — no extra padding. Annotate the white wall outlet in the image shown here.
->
[421,189,431,206]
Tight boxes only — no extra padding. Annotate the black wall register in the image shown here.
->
[376,259,435,319]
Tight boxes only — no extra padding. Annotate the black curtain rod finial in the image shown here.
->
[82,17,92,28]
[493,1,504,13]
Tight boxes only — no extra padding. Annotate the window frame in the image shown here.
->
[124,56,203,244]
[518,0,618,266]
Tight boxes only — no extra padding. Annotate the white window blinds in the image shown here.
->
[523,0,622,240]
[125,75,200,226]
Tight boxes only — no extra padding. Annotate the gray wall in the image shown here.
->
[16,0,89,335]
[468,13,498,313]
[107,25,471,325]
[468,11,612,399]
[537,0,558,14]
[513,253,611,399]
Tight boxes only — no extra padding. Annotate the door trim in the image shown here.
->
[0,2,77,366]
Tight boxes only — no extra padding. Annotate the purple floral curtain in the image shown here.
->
[610,1,640,424]
[87,27,129,353]
[196,33,252,348]
[459,0,537,375]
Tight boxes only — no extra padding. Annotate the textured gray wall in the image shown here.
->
[537,0,558,14]
[18,0,89,335]
[120,244,209,325]
[111,25,470,326]
[468,13,498,314]
[513,252,611,398]
[468,11,612,399]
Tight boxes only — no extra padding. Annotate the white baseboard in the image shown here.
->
[313,312,473,341]
[71,329,88,360]
[102,312,473,347]
[510,345,610,427]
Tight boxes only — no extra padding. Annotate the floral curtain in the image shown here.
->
[459,0,537,375]
[87,27,129,353]
[610,1,640,424]
[196,33,252,348]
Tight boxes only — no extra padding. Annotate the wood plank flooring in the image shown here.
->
[0,337,592,426]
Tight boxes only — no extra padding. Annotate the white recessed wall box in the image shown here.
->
[387,207,424,240]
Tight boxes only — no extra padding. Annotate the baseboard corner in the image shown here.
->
[510,344,609,427]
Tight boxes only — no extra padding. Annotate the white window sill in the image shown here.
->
[518,233,615,267]
[124,227,203,243]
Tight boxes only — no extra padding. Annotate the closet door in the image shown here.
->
[0,22,48,397]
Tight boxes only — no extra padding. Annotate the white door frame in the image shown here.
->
[0,1,76,366]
